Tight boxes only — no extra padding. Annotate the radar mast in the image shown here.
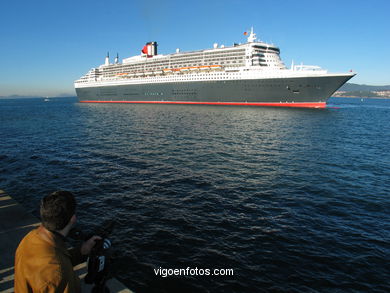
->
[247,27,257,43]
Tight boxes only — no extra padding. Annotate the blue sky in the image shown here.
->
[1,0,389,96]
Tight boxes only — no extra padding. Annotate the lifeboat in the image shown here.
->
[210,65,222,70]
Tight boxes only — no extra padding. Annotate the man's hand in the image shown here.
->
[81,236,102,255]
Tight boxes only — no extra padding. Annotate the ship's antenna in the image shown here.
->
[247,27,257,43]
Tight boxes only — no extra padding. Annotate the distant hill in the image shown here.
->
[335,83,390,98]
[0,95,39,99]
[0,94,75,99]
[339,83,390,91]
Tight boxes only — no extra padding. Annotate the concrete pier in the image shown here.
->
[0,190,133,293]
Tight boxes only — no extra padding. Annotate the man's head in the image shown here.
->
[40,191,76,231]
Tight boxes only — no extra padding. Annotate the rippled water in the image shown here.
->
[1,97,389,292]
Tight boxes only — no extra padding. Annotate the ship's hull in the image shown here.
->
[76,74,354,108]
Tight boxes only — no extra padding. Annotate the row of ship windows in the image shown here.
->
[104,63,222,71]
[103,62,282,76]
[100,74,245,80]
[141,83,317,89]
[102,63,244,75]
[174,56,245,62]
[117,56,244,69]
[119,50,276,67]
[171,52,245,60]
[253,49,278,54]
[102,65,280,77]
[252,45,280,52]
[99,77,269,83]
[161,60,244,67]
[204,57,244,61]
[85,82,308,88]
[101,73,244,79]
[121,53,246,67]
[171,50,245,58]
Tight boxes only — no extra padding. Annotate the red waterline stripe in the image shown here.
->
[79,100,327,108]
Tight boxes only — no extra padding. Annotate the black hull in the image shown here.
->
[76,75,354,108]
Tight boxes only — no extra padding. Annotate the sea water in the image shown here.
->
[0,97,389,292]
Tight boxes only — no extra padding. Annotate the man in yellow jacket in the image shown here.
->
[14,191,101,293]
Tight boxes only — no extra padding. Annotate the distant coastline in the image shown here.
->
[334,83,390,99]
[332,95,390,99]
[0,95,76,99]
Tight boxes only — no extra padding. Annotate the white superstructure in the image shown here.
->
[75,28,335,88]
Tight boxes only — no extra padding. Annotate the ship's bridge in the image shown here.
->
[243,28,285,69]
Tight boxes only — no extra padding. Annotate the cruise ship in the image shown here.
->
[74,29,355,108]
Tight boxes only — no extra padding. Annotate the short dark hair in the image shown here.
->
[40,191,76,231]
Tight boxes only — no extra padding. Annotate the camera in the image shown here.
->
[85,237,112,292]
[69,219,115,293]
